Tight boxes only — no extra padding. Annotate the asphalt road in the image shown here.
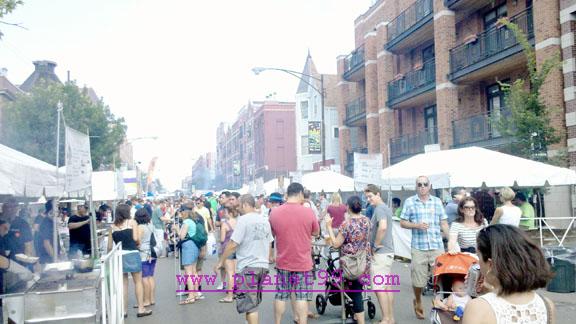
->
[125,255,576,324]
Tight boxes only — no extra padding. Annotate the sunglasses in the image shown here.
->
[463,205,476,210]
[417,182,429,187]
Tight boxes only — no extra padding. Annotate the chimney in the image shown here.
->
[32,60,57,74]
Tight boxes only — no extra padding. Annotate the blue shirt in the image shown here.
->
[400,194,447,251]
[183,219,196,238]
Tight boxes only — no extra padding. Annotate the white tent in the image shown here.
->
[91,171,125,201]
[301,170,355,192]
[381,147,576,190]
[263,178,288,195]
[0,144,64,197]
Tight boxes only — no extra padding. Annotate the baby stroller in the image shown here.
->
[430,253,478,324]
[315,247,376,322]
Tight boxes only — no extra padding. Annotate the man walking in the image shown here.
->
[400,176,449,320]
[215,194,273,324]
[269,183,319,324]
[364,184,395,324]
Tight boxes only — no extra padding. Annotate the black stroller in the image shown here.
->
[315,247,376,321]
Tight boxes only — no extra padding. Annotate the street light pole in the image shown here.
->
[252,66,326,167]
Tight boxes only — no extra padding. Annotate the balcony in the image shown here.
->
[386,0,434,53]
[343,45,365,82]
[449,7,534,82]
[452,112,514,149]
[390,127,438,164]
[345,96,367,127]
[345,148,368,174]
[387,59,436,108]
[444,0,493,18]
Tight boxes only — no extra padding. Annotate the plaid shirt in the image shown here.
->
[400,194,447,251]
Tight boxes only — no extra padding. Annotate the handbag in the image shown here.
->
[341,248,368,280]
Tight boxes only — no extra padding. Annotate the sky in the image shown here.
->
[0,0,374,190]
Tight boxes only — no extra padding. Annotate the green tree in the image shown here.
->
[0,0,23,37]
[2,80,127,169]
[496,18,562,163]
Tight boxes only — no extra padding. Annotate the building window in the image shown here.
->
[422,44,435,63]
[483,3,507,30]
[333,127,339,138]
[301,101,309,119]
[301,135,309,155]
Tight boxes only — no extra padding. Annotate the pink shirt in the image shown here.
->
[327,204,347,229]
[269,202,319,272]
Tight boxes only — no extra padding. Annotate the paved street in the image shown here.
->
[125,256,576,324]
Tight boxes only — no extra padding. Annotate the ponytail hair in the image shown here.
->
[346,195,363,214]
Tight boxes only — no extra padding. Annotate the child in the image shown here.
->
[434,280,471,314]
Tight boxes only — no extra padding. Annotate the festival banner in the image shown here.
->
[65,126,93,192]
[308,121,321,154]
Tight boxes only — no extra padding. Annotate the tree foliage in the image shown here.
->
[0,0,21,18]
[496,18,562,163]
[1,80,127,169]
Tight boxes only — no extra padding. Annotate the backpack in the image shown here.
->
[191,213,208,248]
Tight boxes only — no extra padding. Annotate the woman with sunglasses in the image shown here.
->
[463,224,555,324]
[447,197,487,254]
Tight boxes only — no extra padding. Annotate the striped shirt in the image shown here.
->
[400,194,447,251]
[449,221,487,249]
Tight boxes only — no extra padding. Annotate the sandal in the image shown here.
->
[218,297,234,303]
[413,299,425,319]
[179,297,196,305]
[136,309,152,317]
[308,313,320,319]
[133,304,152,308]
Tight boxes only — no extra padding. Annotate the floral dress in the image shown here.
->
[338,216,372,275]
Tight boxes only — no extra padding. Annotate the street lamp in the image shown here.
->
[252,66,327,166]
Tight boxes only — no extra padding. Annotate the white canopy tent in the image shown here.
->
[301,170,355,192]
[381,147,576,190]
[0,144,64,197]
[263,178,288,195]
[91,171,126,201]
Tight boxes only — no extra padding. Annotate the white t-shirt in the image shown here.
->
[231,212,273,271]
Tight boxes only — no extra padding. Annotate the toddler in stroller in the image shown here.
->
[314,247,376,321]
[430,253,477,324]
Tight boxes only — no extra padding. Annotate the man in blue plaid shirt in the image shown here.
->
[400,176,449,320]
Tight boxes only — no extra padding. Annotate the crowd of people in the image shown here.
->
[0,175,558,324]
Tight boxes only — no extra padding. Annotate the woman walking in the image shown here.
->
[135,208,157,307]
[108,204,152,318]
[490,187,521,227]
[463,224,556,323]
[178,207,200,305]
[325,192,347,234]
[219,208,237,303]
[448,197,487,254]
[325,196,372,324]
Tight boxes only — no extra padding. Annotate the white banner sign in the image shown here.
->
[65,126,93,192]
[353,152,382,191]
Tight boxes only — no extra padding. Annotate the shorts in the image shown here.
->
[370,253,395,290]
[142,259,157,277]
[181,240,199,266]
[410,248,443,288]
[274,268,313,301]
[122,252,142,273]
[235,267,269,314]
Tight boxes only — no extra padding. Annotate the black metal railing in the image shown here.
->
[390,127,438,160]
[387,0,433,45]
[345,96,367,126]
[443,0,461,8]
[450,7,533,75]
[343,45,365,77]
[452,112,510,148]
[388,59,435,103]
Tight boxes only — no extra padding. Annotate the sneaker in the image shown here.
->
[216,283,224,290]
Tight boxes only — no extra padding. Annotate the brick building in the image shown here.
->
[216,101,296,189]
[191,152,216,190]
[337,0,567,174]
[561,0,576,166]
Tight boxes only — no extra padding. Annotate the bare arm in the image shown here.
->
[68,219,90,230]
[179,223,189,240]
[400,220,426,230]
[441,219,450,238]
[373,219,387,249]
[491,207,502,225]
[463,298,493,324]
[327,226,345,248]
[220,222,227,242]
[448,231,459,253]
[0,255,9,269]
[131,220,140,246]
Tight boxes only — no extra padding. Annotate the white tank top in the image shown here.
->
[498,206,522,226]
[452,293,471,309]
[480,292,548,324]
